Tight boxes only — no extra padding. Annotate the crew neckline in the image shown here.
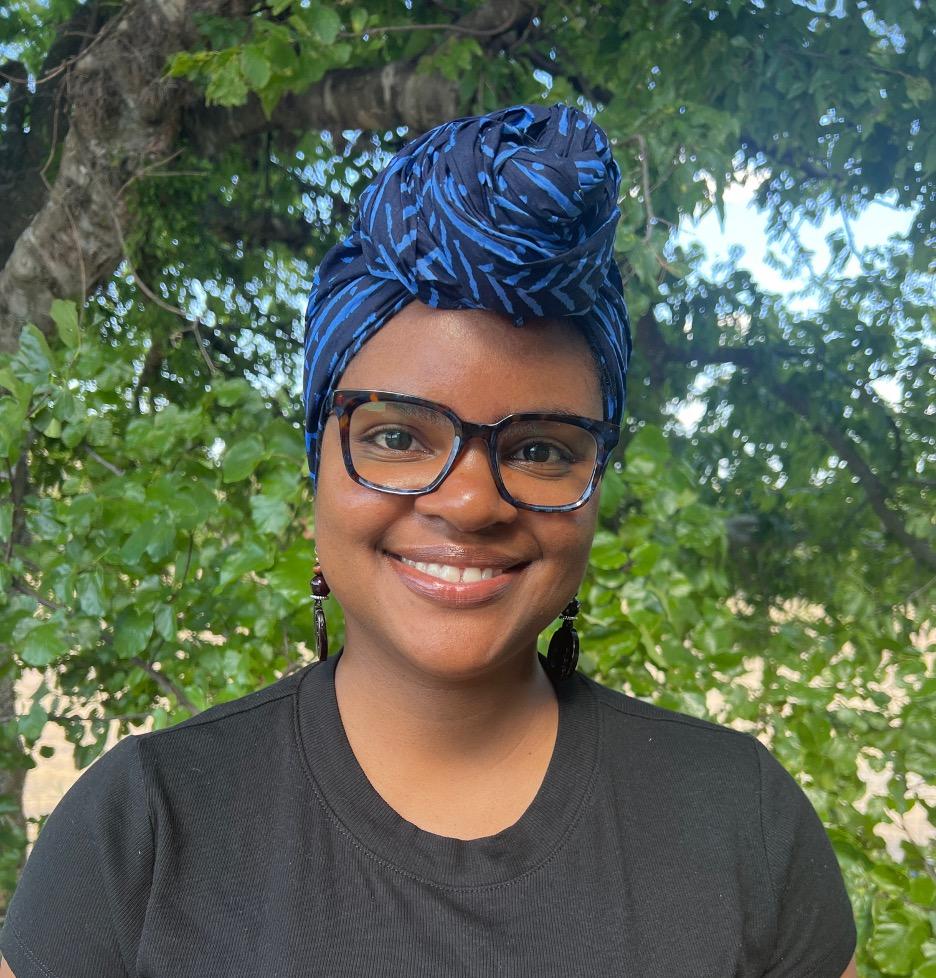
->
[295,648,601,888]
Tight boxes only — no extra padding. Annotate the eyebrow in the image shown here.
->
[496,404,596,419]
[372,394,595,420]
[529,406,591,418]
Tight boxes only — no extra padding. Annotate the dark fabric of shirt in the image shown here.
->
[1,651,856,977]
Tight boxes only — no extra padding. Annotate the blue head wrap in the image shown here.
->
[303,102,632,488]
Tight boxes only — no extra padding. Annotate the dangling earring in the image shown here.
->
[309,547,330,662]
[546,595,580,681]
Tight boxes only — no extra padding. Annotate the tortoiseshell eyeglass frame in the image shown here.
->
[322,389,621,513]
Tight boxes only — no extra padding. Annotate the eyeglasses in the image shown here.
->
[323,389,621,513]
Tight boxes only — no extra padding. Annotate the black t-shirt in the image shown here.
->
[1,651,856,977]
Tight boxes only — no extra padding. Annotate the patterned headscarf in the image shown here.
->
[303,102,632,488]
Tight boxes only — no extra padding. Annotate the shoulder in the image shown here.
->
[141,661,309,737]
[579,675,858,974]
[579,672,849,892]
[23,663,312,837]
[133,662,311,767]
[582,671,761,768]
[578,672,800,831]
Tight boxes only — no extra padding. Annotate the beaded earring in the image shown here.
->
[546,596,580,681]
[309,547,330,662]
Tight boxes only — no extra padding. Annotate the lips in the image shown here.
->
[392,555,503,583]
[383,547,530,571]
[383,550,529,608]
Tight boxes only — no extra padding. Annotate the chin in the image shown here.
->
[390,620,537,682]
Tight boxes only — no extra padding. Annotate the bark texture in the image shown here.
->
[0,0,533,342]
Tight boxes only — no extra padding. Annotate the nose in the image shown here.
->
[412,436,518,528]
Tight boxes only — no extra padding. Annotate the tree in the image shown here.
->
[1,1,933,972]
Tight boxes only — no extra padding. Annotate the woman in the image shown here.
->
[0,104,858,977]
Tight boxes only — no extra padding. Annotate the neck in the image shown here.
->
[332,636,557,770]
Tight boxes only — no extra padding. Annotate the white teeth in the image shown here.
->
[397,556,503,583]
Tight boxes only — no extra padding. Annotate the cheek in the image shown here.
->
[567,492,601,552]
[564,499,601,586]
[543,499,600,580]
[313,428,404,565]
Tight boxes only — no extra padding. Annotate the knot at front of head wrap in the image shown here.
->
[356,103,620,320]
[303,103,633,488]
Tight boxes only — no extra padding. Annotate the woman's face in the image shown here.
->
[313,300,606,682]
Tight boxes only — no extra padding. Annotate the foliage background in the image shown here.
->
[0,0,933,974]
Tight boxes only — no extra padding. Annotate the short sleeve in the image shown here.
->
[0,734,153,978]
[755,738,857,978]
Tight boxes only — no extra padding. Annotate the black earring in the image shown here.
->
[309,547,330,662]
[546,595,580,681]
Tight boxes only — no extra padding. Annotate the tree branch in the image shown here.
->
[0,0,534,345]
[639,302,934,570]
[185,0,537,154]
[186,60,460,157]
[769,374,936,571]
[337,11,523,39]
[678,336,936,571]
[129,656,199,714]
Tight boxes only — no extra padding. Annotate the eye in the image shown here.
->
[358,426,429,454]
[506,440,577,466]
[376,428,411,451]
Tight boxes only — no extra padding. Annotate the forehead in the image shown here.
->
[335,301,604,421]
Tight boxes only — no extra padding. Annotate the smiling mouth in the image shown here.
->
[383,551,528,584]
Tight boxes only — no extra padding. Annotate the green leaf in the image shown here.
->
[165,50,212,78]
[222,436,267,482]
[113,609,154,659]
[0,400,27,463]
[908,874,936,907]
[211,377,256,407]
[120,523,153,566]
[589,532,627,571]
[241,45,272,88]
[250,493,290,535]
[629,540,661,576]
[50,299,79,350]
[308,4,342,44]
[217,539,274,591]
[154,603,177,642]
[0,366,32,406]
[624,424,669,477]
[258,85,282,118]
[76,569,106,616]
[266,538,314,602]
[329,41,351,65]
[205,54,249,106]
[19,621,64,667]
[869,896,928,975]
[259,24,298,74]
[17,700,47,744]
[13,324,55,386]
[52,389,78,422]
[145,521,177,561]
